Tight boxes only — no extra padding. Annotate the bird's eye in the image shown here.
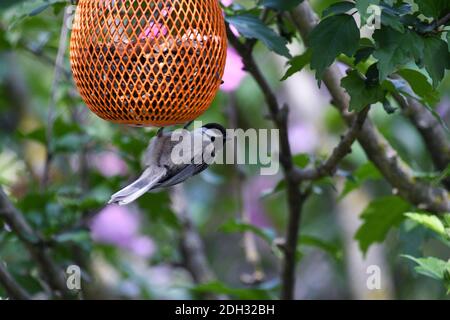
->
[211,136,216,142]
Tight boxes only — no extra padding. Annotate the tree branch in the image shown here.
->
[18,40,72,80]
[290,1,450,214]
[436,12,450,29]
[179,216,215,285]
[394,94,450,189]
[226,25,309,300]
[0,187,70,298]
[0,261,31,300]
[171,185,219,299]
[293,106,370,181]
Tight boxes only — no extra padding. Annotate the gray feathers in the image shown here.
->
[108,166,167,205]
[108,124,225,206]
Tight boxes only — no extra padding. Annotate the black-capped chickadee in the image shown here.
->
[108,123,227,205]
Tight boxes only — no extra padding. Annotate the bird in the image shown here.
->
[108,123,227,205]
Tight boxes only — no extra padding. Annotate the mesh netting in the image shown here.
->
[70,0,227,127]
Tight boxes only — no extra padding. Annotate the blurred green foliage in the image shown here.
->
[0,0,449,300]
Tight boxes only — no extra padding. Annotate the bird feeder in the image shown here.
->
[70,0,227,127]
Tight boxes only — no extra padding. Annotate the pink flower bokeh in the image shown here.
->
[90,205,155,259]
[139,5,172,40]
[243,176,276,228]
[222,47,246,92]
[288,124,319,154]
[220,0,247,92]
[92,151,128,177]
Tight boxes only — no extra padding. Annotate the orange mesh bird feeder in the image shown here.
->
[70,0,227,127]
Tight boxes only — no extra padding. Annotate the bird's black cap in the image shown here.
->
[202,123,227,139]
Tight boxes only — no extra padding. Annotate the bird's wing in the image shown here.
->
[151,131,212,190]
[152,163,208,190]
[108,166,167,205]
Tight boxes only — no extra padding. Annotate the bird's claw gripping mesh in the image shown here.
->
[70,0,227,127]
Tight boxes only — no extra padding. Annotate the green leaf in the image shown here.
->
[355,196,410,254]
[341,70,386,111]
[260,0,304,11]
[383,78,421,101]
[433,164,450,186]
[298,235,342,261]
[355,0,380,24]
[322,1,355,17]
[220,219,276,244]
[219,220,284,260]
[309,14,360,80]
[422,36,450,88]
[226,14,291,58]
[138,192,180,229]
[0,0,27,10]
[340,163,382,199]
[0,26,11,50]
[53,133,90,154]
[414,0,450,19]
[405,212,446,236]
[57,189,110,212]
[373,27,424,81]
[354,46,375,65]
[280,50,312,81]
[444,213,450,227]
[381,10,405,33]
[403,255,450,281]
[54,230,91,244]
[17,127,46,145]
[378,2,413,32]
[112,131,149,159]
[397,69,439,105]
[292,153,310,169]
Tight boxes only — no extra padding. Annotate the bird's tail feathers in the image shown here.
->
[108,167,166,206]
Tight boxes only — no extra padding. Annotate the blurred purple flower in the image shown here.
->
[221,47,246,92]
[437,97,450,119]
[288,124,318,154]
[91,205,139,246]
[219,0,245,92]
[92,151,128,177]
[90,205,155,258]
[243,176,276,228]
[129,236,156,258]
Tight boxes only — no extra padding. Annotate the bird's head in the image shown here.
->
[202,123,227,144]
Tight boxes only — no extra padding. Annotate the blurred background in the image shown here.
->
[0,0,449,300]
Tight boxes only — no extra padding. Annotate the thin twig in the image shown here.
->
[19,40,72,80]
[436,12,450,29]
[394,94,450,189]
[0,261,31,300]
[226,24,309,300]
[290,1,450,214]
[293,107,370,181]
[0,187,70,298]
[42,9,71,189]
